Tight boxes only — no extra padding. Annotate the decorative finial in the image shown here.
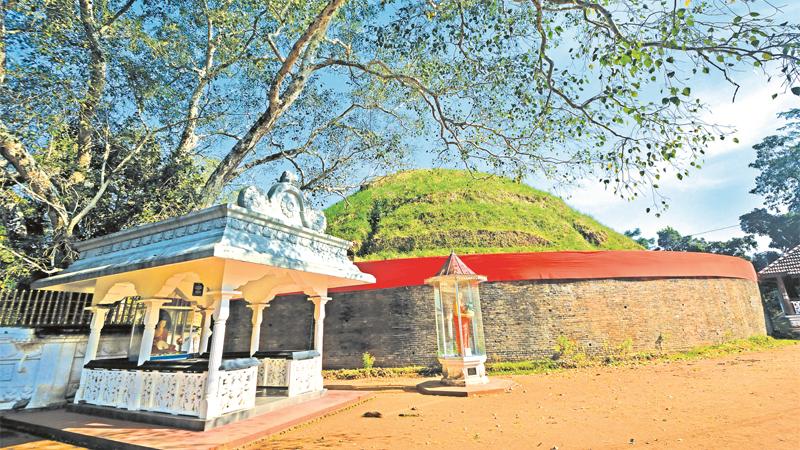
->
[236,171,326,232]
[279,171,297,185]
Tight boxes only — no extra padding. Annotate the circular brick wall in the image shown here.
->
[224,252,766,369]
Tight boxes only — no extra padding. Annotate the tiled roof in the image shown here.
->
[759,244,800,276]
[435,252,477,276]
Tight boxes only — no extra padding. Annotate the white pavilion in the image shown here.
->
[31,172,374,429]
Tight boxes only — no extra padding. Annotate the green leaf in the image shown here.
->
[791,87,800,96]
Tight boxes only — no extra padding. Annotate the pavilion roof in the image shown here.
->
[759,244,800,278]
[31,173,374,291]
[423,251,487,284]
[435,252,477,276]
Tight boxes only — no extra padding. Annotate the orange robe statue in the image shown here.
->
[452,305,474,355]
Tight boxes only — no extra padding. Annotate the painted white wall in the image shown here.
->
[0,327,128,410]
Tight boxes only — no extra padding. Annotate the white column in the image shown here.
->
[776,277,796,315]
[246,303,269,356]
[308,296,331,354]
[138,298,170,365]
[202,290,239,419]
[198,307,213,354]
[83,306,110,366]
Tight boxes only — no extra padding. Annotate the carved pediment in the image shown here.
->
[236,172,327,233]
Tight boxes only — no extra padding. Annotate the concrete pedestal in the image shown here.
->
[439,355,489,386]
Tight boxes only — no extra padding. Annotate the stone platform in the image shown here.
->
[68,389,326,431]
[416,378,516,397]
[0,390,372,450]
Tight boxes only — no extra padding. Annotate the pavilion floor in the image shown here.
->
[0,390,372,449]
[68,389,326,431]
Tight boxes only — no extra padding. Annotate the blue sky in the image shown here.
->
[298,2,800,252]
[524,2,800,250]
[308,69,798,252]
[557,73,798,249]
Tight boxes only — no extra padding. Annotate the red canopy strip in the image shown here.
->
[331,251,757,293]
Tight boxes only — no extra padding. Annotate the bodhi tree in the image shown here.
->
[740,108,800,254]
[1,0,799,283]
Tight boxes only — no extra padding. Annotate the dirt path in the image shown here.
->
[254,344,800,450]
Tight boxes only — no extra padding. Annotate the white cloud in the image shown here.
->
[700,77,796,158]
[550,74,795,252]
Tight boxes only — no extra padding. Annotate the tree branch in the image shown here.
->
[267,0,346,110]
[100,0,136,35]
[0,128,67,229]
[198,0,346,207]
[76,0,108,179]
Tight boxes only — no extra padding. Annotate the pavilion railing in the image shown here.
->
[0,290,139,328]
[791,300,800,316]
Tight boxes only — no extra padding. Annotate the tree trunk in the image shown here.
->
[76,0,107,178]
[0,133,67,231]
[196,0,346,207]
[197,110,279,207]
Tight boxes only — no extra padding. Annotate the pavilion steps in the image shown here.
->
[0,390,373,449]
[0,411,151,450]
[64,389,325,431]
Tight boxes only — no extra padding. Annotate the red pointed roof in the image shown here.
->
[435,252,477,276]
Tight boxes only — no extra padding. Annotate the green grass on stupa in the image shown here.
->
[324,169,642,260]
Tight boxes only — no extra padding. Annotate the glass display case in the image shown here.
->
[426,252,489,386]
[433,279,486,358]
[128,299,199,362]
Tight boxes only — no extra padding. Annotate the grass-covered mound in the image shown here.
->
[324,169,641,260]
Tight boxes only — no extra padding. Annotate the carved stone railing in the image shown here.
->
[140,371,208,416]
[258,358,288,387]
[790,300,800,316]
[77,368,139,409]
[287,356,323,397]
[256,355,323,397]
[218,366,258,415]
[76,366,257,418]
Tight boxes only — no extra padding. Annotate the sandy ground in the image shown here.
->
[253,344,800,450]
[3,344,798,450]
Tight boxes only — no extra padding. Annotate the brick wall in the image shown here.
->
[224,277,766,369]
